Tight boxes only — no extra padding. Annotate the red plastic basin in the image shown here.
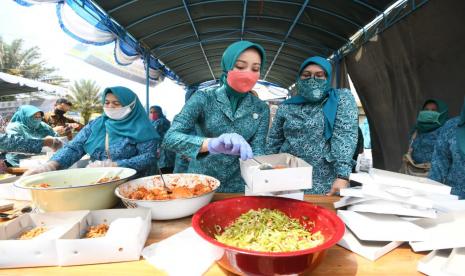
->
[192,196,345,276]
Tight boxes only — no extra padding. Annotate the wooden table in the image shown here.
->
[2,194,426,275]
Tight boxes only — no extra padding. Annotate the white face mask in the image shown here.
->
[104,100,136,120]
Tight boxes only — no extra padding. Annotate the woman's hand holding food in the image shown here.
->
[207,133,253,161]
[86,159,117,168]
[22,161,59,177]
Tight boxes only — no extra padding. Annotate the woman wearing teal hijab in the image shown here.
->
[149,105,175,173]
[409,99,449,164]
[6,105,57,166]
[163,41,270,193]
[24,87,159,176]
[429,97,465,198]
[267,56,358,195]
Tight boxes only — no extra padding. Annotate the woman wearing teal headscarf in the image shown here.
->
[163,41,270,193]
[267,56,358,195]
[149,105,175,173]
[409,99,449,164]
[23,87,159,176]
[5,105,57,166]
[429,97,465,198]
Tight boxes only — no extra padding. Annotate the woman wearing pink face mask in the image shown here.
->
[163,41,270,193]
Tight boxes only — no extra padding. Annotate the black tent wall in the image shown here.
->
[345,0,465,171]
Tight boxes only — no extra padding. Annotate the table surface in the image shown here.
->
[1,193,426,275]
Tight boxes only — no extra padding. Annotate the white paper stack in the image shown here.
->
[334,169,462,266]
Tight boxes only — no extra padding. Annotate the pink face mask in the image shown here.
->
[150,113,158,121]
[226,70,259,93]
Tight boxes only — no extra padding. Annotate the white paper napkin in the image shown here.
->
[142,227,223,276]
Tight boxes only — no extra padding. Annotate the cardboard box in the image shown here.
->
[0,208,151,268]
[346,200,437,219]
[240,153,312,193]
[56,208,151,266]
[337,227,403,261]
[337,210,427,242]
[417,249,453,276]
[244,185,304,200]
[443,247,465,275]
[410,212,465,252]
[0,211,88,268]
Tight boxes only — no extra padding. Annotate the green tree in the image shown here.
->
[0,37,67,85]
[67,79,102,124]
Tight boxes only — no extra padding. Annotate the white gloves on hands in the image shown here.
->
[86,159,117,168]
[22,161,59,177]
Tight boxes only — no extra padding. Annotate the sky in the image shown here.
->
[0,1,186,120]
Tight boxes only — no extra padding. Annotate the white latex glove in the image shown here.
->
[22,161,59,177]
[86,159,117,168]
[43,136,63,151]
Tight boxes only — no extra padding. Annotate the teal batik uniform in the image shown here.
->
[267,56,358,194]
[6,105,56,166]
[150,106,175,169]
[163,41,270,193]
[410,99,449,164]
[429,98,465,198]
[51,87,159,176]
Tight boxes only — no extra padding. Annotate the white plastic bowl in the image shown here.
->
[115,173,220,220]
[15,167,137,212]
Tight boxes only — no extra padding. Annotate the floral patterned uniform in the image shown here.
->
[6,121,56,166]
[429,117,465,198]
[0,134,43,153]
[267,88,358,194]
[163,86,270,193]
[411,127,442,164]
[51,117,158,176]
[152,118,175,169]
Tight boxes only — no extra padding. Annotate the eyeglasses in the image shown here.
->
[300,71,326,80]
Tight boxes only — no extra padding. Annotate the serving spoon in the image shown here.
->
[251,157,273,170]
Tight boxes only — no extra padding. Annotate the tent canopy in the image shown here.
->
[91,0,398,87]
[0,72,67,96]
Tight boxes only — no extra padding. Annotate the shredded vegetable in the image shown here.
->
[215,208,324,252]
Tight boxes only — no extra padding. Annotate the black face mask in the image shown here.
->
[55,108,65,116]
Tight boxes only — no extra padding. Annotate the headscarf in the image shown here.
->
[457,97,465,157]
[282,56,339,140]
[83,86,159,155]
[220,40,266,112]
[415,99,449,133]
[9,105,51,137]
[149,105,166,120]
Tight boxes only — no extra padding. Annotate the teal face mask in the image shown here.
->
[29,117,42,129]
[296,77,329,102]
[417,110,441,124]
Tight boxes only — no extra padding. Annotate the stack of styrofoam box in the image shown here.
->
[0,208,151,268]
[334,168,465,272]
[240,153,313,200]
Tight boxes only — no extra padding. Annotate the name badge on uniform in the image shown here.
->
[253,113,259,120]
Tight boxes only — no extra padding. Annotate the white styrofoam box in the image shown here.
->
[417,249,453,276]
[0,182,32,201]
[244,185,304,200]
[410,212,465,252]
[240,153,312,193]
[361,184,433,209]
[369,169,451,195]
[142,227,223,276]
[337,210,427,242]
[56,208,151,266]
[443,247,465,276]
[337,227,403,261]
[0,211,88,268]
[433,200,465,213]
[347,200,437,219]
[339,187,364,198]
[333,196,376,209]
